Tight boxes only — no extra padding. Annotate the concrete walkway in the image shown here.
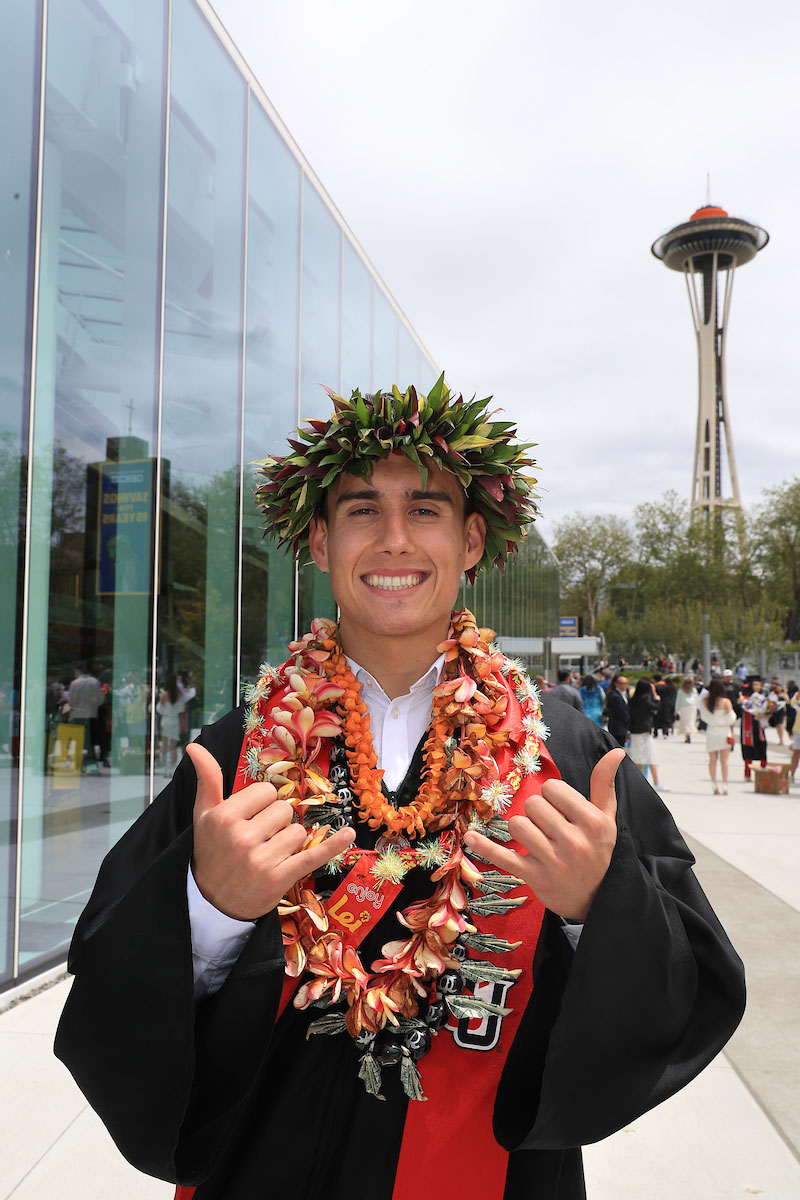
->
[1,727,798,1199]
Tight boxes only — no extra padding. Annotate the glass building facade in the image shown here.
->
[458,529,560,670]
[0,0,439,992]
[1,0,559,995]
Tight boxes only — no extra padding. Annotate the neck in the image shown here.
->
[338,618,449,700]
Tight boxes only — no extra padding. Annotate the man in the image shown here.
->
[56,380,744,1200]
[66,662,104,772]
[720,668,742,717]
[604,672,631,747]
[548,668,584,713]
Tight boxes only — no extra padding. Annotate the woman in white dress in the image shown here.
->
[156,672,186,776]
[698,679,736,794]
[675,677,698,743]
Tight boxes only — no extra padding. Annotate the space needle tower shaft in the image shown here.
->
[652,204,768,522]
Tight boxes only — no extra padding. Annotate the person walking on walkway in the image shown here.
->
[628,679,664,790]
[548,669,584,713]
[675,677,698,743]
[578,673,605,726]
[741,679,769,781]
[605,672,630,746]
[699,680,737,794]
[768,681,788,745]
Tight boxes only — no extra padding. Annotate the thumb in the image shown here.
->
[589,747,625,819]
[186,742,224,817]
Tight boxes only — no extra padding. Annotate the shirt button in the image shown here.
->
[391,706,399,719]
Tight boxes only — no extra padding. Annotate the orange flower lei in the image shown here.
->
[321,610,513,839]
[240,609,550,1099]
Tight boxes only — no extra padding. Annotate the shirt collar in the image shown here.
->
[345,652,446,702]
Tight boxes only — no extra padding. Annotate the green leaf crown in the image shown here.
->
[254,373,541,582]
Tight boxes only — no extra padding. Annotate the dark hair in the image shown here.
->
[632,678,653,703]
[164,672,179,705]
[557,669,571,683]
[581,674,597,690]
[707,679,726,712]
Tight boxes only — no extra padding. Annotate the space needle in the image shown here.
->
[652,201,768,524]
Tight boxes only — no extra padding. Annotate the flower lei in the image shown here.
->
[241,608,549,1099]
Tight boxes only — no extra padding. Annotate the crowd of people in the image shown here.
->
[43,662,198,775]
[535,665,797,793]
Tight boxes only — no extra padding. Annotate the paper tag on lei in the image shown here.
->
[325,854,402,950]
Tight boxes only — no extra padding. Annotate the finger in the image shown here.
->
[186,743,224,817]
[258,820,309,863]
[530,783,589,830]
[463,831,538,878]
[506,814,555,862]
[225,780,282,821]
[246,795,294,838]
[275,826,356,893]
[589,748,625,818]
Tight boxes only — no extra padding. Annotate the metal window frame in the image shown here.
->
[13,0,50,982]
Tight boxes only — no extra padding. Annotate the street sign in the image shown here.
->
[558,617,578,637]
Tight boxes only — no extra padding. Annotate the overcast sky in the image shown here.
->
[212,0,799,540]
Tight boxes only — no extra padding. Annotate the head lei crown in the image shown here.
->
[254,373,541,583]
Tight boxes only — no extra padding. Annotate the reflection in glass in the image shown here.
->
[459,527,559,669]
[241,99,300,677]
[372,284,398,386]
[161,0,245,725]
[0,0,40,984]
[398,324,421,390]
[342,238,372,395]
[298,180,340,631]
[19,0,166,969]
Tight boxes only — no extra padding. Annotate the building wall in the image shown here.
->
[458,527,560,667]
[0,0,437,991]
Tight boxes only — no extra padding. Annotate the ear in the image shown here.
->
[462,511,486,572]
[308,515,330,574]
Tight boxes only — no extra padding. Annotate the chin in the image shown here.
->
[349,602,448,641]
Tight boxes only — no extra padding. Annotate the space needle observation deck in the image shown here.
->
[652,204,768,523]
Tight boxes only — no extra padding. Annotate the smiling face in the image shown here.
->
[308,455,485,661]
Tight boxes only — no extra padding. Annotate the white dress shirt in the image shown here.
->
[188,653,581,996]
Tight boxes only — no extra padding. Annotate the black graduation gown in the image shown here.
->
[54,696,745,1200]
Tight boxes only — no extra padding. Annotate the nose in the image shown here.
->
[372,509,415,555]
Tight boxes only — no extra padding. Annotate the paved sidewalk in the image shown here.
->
[1,728,798,1199]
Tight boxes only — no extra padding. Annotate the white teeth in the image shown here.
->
[363,574,424,590]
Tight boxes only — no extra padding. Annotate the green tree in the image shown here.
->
[751,477,800,640]
[552,513,633,635]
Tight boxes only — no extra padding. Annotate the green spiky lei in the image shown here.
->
[254,373,540,582]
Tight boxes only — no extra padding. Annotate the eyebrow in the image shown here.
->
[335,488,455,508]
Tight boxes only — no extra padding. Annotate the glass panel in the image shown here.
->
[240,98,300,679]
[420,354,439,392]
[397,323,420,390]
[160,0,245,727]
[20,0,166,969]
[0,0,40,984]
[298,179,340,632]
[372,284,398,387]
[341,238,371,395]
[459,527,559,669]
